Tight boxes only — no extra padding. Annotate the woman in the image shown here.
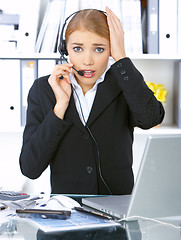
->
[19,7,164,195]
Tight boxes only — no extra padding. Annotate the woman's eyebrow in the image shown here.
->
[71,43,107,46]
[92,43,107,46]
[71,43,83,45]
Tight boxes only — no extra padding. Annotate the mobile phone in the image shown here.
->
[16,208,71,219]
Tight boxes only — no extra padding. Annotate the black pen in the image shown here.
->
[74,207,113,220]
[0,203,7,211]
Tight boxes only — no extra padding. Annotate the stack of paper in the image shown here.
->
[40,0,66,53]
[0,14,20,53]
[121,0,143,55]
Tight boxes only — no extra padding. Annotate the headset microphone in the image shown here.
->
[59,64,83,80]
[72,67,84,76]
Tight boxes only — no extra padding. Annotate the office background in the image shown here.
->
[0,0,181,194]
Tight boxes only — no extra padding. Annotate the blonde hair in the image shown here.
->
[65,9,110,41]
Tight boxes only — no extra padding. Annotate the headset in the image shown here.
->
[58,9,106,76]
[58,10,112,195]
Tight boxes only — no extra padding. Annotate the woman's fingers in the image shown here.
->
[50,63,73,84]
[106,6,126,60]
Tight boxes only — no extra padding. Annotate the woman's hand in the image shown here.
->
[106,6,126,61]
[48,63,73,119]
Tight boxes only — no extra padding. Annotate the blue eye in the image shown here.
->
[73,47,82,52]
[96,47,104,53]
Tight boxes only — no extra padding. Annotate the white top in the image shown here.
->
[70,65,110,125]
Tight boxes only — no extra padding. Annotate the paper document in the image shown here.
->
[22,210,119,232]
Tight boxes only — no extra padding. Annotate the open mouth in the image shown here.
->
[82,70,95,78]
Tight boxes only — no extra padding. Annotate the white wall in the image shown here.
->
[0,132,25,191]
[0,132,51,194]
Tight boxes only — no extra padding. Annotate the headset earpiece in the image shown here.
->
[58,11,79,58]
[60,39,68,56]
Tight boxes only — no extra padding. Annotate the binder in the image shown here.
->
[38,59,56,78]
[56,0,79,53]
[175,61,181,128]
[159,0,178,55]
[20,60,38,126]
[178,0,181,55]
[131,0,143,54]
[0,60,21,131]
[121,0,143,54]
[56,0,66,53]
[80,0,102,10]
[35,1,52,53]
[64,0,79,20]
[17,0,41,53]
[80,0,95,9]
[147,0,159,54]
[101,0,122,19]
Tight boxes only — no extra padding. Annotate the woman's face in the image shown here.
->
[66,30,110,94]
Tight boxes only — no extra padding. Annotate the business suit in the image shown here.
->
[19,58,165,194]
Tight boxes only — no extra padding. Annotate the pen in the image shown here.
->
[0,203,7,211]
[30,196,43,201]
[74,207,113,220]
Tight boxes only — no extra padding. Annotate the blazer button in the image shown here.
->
[87,166,93,174]
[117,63,122,68]
[83,133,89,140]
[121,69,126,74]
[123,76,129,81]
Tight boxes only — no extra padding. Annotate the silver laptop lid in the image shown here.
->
[127,134,181,218]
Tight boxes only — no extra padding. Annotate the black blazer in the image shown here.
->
[19,58,165,195]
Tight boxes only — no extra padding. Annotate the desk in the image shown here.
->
[1,217,181,239]
[0,195,181,239]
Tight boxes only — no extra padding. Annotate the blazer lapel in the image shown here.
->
[65,94,86,131]
[87,71,122,126]
[65,71,122,130]
[43,78,56,105]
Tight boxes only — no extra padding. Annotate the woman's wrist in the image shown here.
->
[53,102,68,119]
[112,50,126,62]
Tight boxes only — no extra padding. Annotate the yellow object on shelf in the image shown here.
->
[146,81,168,103]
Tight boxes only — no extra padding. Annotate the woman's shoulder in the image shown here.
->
[29,75,51,97]
[30,75,50,91]
[34,74,50,86]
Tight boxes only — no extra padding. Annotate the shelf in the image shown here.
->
[0,127,24,133]
[0,53,181,60]
[131,54,181,60]
[0,53,60,60]
[134,125,181,135]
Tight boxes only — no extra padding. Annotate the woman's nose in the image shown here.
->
[83,52,94,66]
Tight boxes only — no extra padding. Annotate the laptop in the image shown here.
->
[82,134,181,220]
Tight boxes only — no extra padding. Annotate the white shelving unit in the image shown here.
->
[1,53,181,60]
[1,53,180,133]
